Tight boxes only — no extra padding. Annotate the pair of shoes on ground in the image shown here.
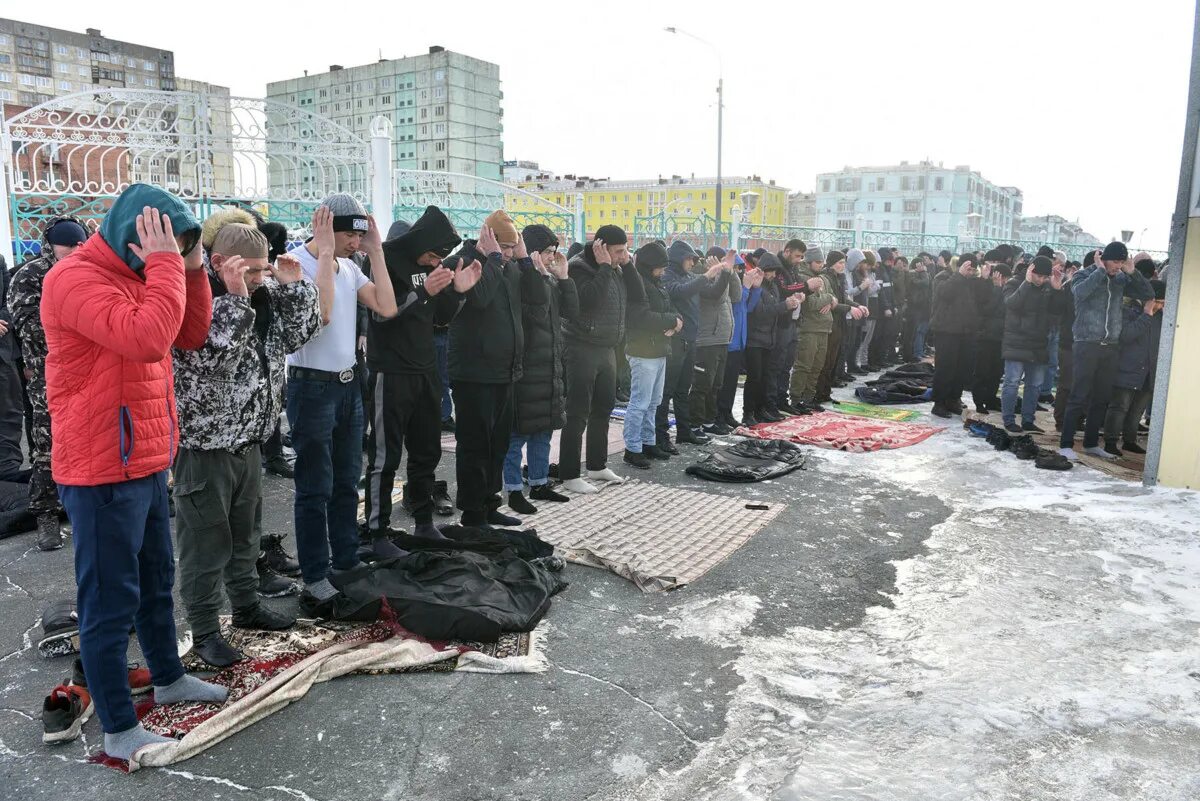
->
[561,468,626,495]
[507,484,571,513]
[399,480,454,517]
[1003,421,1044,434]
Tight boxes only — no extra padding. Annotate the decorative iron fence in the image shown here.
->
[631,212,732,252]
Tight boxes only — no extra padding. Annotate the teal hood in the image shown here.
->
[99,183,201,271]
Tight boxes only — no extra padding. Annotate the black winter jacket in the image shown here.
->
[930,273,993,335]
[906,271,932,321]
[624,264,681,359]
[448,241,527,384]
[746,254,792,349]
[978,283,1006,343]
[563,242,627,348]
[1114,305,1163,391]
[1001,280,1067,363]
[513,270,579,434]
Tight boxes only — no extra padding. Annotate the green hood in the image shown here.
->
[99,183,201,271]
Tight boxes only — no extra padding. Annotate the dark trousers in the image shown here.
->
[768,337,796,410]
[0,357,24,480]
[560,342,616,480]
[286,377,364,585]
[451,381,513,518]
[843,320,863,370]
[900,313,917,363]
[615,343,631,396]
[60,471,184,733]
[263,415,284,460]
[716,349,744,420]
[1054,343,1074,427]
[932,334,976,407]
[744,347,771,417]
[25,374,59,517]
[656,337,695,442]
[815,324,843,401]
[871,313,899,364]
[1105,386,1153,446]
[1060,341,1119,449]
[433,330,453,421]
[175,445,262,640]
[689,343,727,426]
[972,338,1004,409]
[365,371,442,529]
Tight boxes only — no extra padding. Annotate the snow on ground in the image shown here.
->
[631,403,1200,801]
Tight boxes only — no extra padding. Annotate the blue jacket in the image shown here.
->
[661,241,715,342]
[1070,266,1153,345]
[728,285,762,352]
[1114,305,1162,391]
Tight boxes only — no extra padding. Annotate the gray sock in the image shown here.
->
[104,724,173,761]
[154,673,228,705]
[305,578,338,600]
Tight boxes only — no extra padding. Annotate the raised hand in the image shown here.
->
[548,251,569,279]
[477,224,501,257]
[704,259,723,280]
[530,251,549,275]
[514,234,528,260]
[1143,299,1159,316]
[806,276,823,292]
[981,263,993,280]
[218,255,249,297]
[311,207,335,256]
[785,294,801,310]
[453,259,483,293]
[592,240,611,265]
[724,249,737,271]
[128,206,178,262]
[424,265,454,296]
[271,252,303,285]
[362,214,382,250]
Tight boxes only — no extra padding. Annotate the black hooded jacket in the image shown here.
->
[563,242,627,348]
[448,240,527,384]
[624,263,681,359]
[512,268,579,434]
[747,253,792,349]
[371,207,462,374]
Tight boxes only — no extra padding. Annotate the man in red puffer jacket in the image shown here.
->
[41,183,227,762]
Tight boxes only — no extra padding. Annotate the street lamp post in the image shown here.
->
[665,27,724,224]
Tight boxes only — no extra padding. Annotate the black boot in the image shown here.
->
[757,408,784,423]
[741,412,760,427]
[192,632,244,668]
[486,508,522,527]
[657,438,679,456]
[36,514,63,552]
[232,602,296,632]
[623,449,652,469]
[257,556,300,598]
[262,454,295,479]
[643,444,671,461]
[431,480,454,516]
[261,535,301,577]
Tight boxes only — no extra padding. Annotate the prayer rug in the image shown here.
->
[737,411,943,453]
[97,608,545,772]
[526,479,784,592]
[830,401,923,423]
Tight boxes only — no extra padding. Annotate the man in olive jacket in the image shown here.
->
[789,248,837,411]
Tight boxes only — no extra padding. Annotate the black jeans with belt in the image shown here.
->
[451,381,513,522]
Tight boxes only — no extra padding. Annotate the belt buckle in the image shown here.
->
[337,369,354,384]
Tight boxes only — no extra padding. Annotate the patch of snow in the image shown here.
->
[611,753,649,779]
[660,592,762,647]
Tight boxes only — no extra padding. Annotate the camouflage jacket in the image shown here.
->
[173,267,321,451]
[7,215,84,381]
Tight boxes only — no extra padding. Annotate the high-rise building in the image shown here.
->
[510,173,790,227]
[174,77,235,199]
[266,45,503,195]
[814,161,1022,240]
[0,19,174,107]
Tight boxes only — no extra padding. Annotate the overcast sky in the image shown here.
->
[17,0,1195,250]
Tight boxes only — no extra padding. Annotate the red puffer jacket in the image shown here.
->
[42,235,212,486]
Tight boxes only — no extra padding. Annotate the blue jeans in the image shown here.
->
[434,330,453,421]
[286,377,364,585]
[1001,360,1047,425]
[626,355,667,452]
[1041,330,1059,395]
[913,320,930,360]
[503,430,553,491]
[60,471,184,733]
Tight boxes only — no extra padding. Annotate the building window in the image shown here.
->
[319,89,327,97]
[76,47,86,59]
[435,141,445,151]
[434,105,444,115]
[382,95,391,104]
[867,220,874,230]
[59,80,71,91]
[434,123,444,134]
[144,60,154,71]
[434,86,445,98]
[903,200,919,213]
[866,202,874,212]
[420,108,427,119]
[420,90,427,100]
[144,77,156,88]
[127,57,137,68]
[19,74,35,86]
[881,221,891,231]
[436,159,445,169]
[883,202,892,212]
[837,200,853,214]
[822,180,831,192]
[0,72,9,83]
[837,219,853,230]
[901,177,912,190]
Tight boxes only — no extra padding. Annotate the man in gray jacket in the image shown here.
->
[1058,241,1153,461]
[690,246,743,435]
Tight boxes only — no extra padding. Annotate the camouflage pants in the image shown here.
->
[26,377,60,517]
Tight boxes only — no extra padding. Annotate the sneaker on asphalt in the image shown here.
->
[232,603,296,632]
[256,558,300,598]
[71,658,151,695]
[432,480,454,516]
[37,599,78,658]
[191,632,244,668]
[657,439,680,456]
[1085,445,1118,461]
[262,454,295,479]
[486,508,523,527]
[529,484,571,502]
[1121,441,1147,455]
[1022,421,1045,433]
[261,536,301,577]
[508,491,538,514]
[1058,447,1080,462]
[703,422,732,436]
[642,444,671,461]
[42,685,93,744]
[623,449,652,469]
[36,513,63,551]
[1004,422,1023,434]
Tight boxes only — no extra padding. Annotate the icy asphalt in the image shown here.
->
[2,386,1199,801]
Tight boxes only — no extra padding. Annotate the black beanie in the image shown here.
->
[521,224,559,254]
[994,264,1013,279]
[567,242,585,260]
[594,225,628,246]
[45,219,88,247]
[957,252,977,268]
[1135,258,1156,279]
[825,250,846,267]
[983,249,1004,263]
[1083,249,1098,268]
[1031,256,1053,276]
[258,221,289,263]
[635,242,668,269]
[1036,245,1055,258]
[1150,279,1166,300]
[1101,241,1129,261]
[706,246,726,259]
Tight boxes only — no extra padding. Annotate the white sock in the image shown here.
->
[1058,447,1079,461]
[587,468,625,484]
[562,478,599,494]
[1084,446,1117,460]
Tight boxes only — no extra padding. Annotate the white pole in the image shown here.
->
[574,192,585,244]
[730,204,741,250]
[369,115,394,233]
[0,142,16,274]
